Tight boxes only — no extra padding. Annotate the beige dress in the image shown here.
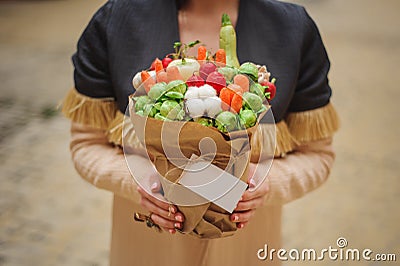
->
[65,93,338,266]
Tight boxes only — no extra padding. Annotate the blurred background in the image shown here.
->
[0,0,399,265]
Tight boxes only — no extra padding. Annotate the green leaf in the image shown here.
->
[188,40,200,48]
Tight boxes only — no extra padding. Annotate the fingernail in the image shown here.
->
[232,215,239,222]
[238,223,244,229]
[151,182,158,190]
[175,215,183,222]
[249,179,256,188]
[174,223,181,229]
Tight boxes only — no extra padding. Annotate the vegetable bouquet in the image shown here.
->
[128,14,276,239]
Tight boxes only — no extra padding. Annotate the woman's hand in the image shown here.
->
[230,163,270,229]
[137,175,185,234]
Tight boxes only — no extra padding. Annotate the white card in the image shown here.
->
[178,157,248,213]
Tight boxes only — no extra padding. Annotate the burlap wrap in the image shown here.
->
[130,112,258,239]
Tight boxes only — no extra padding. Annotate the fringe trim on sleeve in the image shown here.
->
[106,111,125,145]
[286,102,339,143]
[106,111,144,153]
[250,121,298,161]
[61,88,118,129]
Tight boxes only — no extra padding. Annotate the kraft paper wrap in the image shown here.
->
[130,111,258,239]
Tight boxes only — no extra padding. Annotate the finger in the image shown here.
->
[140,197,178,222]
[148,173,162,193]
[230,209,255,223]
[150,181,161,193]
[241,189,262,201]
[241,183,269,201]
[140,197,185,223]
[151,213,183,231]
[237,222,248,229]
[235,197,264,211]
[137,186,177,214]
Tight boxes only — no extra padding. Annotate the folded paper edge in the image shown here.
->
[61,88,118,130]
[285,102,340,143]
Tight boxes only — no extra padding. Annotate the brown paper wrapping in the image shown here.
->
[130,112,257,239]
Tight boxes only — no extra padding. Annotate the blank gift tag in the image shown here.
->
[178,157,248,213]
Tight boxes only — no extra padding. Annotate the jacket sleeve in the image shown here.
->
[264,136,335,205]
[69,122,153,203]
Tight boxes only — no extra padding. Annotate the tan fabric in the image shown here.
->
[69,122,335,266]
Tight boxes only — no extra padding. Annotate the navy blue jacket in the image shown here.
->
[73,0,332,123]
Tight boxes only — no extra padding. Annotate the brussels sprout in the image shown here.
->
[148,82,167,101]
[250,82,265,98]
[134,95,151,112]
[239,62,258,81]
[195,117,213,127]
[153,102,162,110]
[239,109,257,128]
[166,80,187,94]
[165,91,184,99]
[155,113,169,121]
[160,100,183,120]
[215,111,238,133]
[217,67,238,82]
[143,103,158,117]
[242,92,263,112]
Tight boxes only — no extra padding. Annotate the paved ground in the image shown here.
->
[0,0,399,265]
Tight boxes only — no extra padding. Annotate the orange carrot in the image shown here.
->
[220,87,234,111]
[230,93,243,114]
[141,71,155,93]
[233,74,249,92]
[197,45,207,61]
[215,49,226,65]
[166,66,184,82]
[154,58,164,73]
[156,71,168,83]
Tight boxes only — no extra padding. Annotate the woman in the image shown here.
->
[62,0,339,265]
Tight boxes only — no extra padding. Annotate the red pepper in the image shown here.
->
[261,78,276,100]
[162,57,173,68]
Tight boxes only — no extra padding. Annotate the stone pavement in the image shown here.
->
[0,0,399,265]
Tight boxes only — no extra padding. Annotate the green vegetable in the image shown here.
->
[153,102,162,110]
[195,117,213,127]
[143,103,158,117]
[160,100,183,120]
[239,62,258,82]
[239,109,257,128]
[219,14,240,68]
[134,96,151,112]
[165,91,184,99]
[155,113,170,121]
[166,80,187,94]
[148,82,167,101]
[215,111,237,133]
[242,92,263,112]
[217,66,238,82]
[250,82,266,98]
